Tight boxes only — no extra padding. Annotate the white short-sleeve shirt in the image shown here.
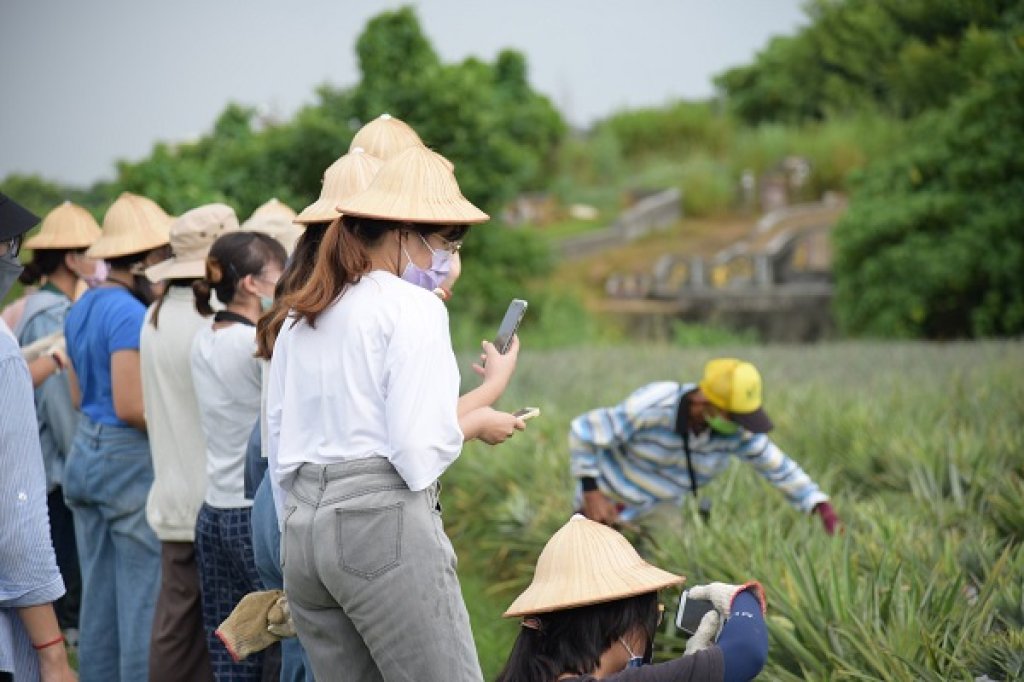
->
[191,321,262,509]
[267,271,463,517]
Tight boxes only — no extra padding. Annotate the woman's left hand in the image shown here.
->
[464,407,526,445]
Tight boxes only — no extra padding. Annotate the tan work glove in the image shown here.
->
[687,581,767,619]
[266,594,296,638]
[683,609,721,656]
[215,590,285,661]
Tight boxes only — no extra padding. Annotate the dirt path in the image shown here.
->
[547,213,757,308]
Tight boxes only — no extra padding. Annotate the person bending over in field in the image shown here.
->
[571,358,840,534]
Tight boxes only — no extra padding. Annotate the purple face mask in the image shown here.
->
[401,233,452,292]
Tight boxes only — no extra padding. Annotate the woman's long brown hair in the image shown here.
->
[281,216,397,329]
[255,222,330,359]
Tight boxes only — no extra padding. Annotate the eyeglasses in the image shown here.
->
[436,235,463,254]
[0,234,22,258]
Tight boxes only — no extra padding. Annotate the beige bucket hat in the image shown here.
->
[294,148,384,225]
[24,201,102,250]
[242,198,303,254]
[145,203,239,283]
[86,192,173,260]
[503,515,685,617]
[335,146,488,225]
[350,113,424,161]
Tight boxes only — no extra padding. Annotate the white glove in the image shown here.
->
[20,330,63,362]
[683,609,721,656]
[688,581,767,619]
[686,582,742,618]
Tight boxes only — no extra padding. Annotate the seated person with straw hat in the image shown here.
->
[497,514,768,681]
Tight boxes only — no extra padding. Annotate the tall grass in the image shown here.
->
[445,340,1024,680]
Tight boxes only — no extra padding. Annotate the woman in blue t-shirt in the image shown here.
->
[63,192,172,682]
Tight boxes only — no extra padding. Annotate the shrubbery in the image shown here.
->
[833,51,1024,337]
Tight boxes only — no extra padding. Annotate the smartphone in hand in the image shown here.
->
[675,590,717,638]
[512,407,540,421]
[494,299,528,354]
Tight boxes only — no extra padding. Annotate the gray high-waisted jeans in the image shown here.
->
[281,458,482,682]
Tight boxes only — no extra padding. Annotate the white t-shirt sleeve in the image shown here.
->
[266,332,288,525]
[383,296,463,491]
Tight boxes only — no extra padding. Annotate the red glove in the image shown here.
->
[814,501,840,535]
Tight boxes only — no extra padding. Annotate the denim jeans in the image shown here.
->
[63,416,161,682]
[282,458,482,682]
[252,472,314,682]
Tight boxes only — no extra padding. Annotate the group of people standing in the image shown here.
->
[1,112,837,681]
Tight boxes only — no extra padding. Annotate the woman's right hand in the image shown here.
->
[472,335,519,390]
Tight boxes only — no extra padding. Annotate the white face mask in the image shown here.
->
[83,259,109,287]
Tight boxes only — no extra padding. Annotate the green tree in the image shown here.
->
[832,50,1024,337]
[715,0,1020,124]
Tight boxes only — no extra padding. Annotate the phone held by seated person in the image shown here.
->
[494,299,528,355]
[675,589,717,638]
[512,407,540,421]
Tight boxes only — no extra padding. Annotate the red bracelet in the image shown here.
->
[32,635,64,651]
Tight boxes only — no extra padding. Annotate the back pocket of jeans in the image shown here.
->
[336,503,403,580]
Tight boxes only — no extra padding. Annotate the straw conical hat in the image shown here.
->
[86,192,172,259]
[243,198,302,254]
[24,201,102,250]
[503,515,685,617]
[350,113,424,161]
[250,197,297,221]
[294,148,384,225]
[335,146,488,225]
[145,203,239,283]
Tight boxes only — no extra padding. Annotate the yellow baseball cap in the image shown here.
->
[698,358,773,433]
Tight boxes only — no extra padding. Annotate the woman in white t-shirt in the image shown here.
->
[268,146,525,681]
[191,231,285,681]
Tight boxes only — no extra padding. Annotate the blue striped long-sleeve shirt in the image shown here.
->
[569,382,828,514]
[0,319,65,678]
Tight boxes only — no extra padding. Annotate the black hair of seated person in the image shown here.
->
[495,592,659,682]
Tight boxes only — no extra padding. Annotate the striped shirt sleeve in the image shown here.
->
[0,352,65,608]
[734,433,828,512]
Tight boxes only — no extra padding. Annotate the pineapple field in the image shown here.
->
[447,341,1024,680]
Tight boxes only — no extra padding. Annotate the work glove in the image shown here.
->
[687,581,767,620]
[266,593,296,638]
[20,330,63,363]
[814,501,840,535]
[215,590,286,661]
[683,609,721,656]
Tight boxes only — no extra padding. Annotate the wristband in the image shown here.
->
[581,477,599,492]
[32,635,64,651]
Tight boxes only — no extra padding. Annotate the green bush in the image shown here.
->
[678,154,734,217]
[833,50,1024,338]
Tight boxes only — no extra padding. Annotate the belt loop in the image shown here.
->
[319,465,328,493]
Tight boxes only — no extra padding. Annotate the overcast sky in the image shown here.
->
[1,0,805,187]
